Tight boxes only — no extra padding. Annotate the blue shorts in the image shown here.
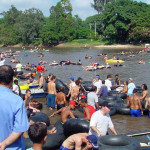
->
[149,111,150,118]
[130,109,142,117]
[60,145,70,150]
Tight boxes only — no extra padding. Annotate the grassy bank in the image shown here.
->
[56,39,144,49]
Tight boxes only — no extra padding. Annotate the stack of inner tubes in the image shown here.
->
[98,135,141,150]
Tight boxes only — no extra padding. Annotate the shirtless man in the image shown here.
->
[60,133,98,150]
[47,76,57,110]
[140,84,148,108]
[127,89,143,117]
[55,87,66,110]
[38,73,44,89]
[50,101,76,124]
[71,80,81,100]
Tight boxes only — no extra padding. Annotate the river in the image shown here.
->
[1,47,150,134]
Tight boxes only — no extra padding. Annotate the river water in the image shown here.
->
[1,47,150,134]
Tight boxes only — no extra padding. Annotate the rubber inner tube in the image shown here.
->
[29,112,50,126]
[64,118,89,137]
[103,96,117,101]
[98,135,141,150]
[116,104,130,115]
[109,107,117,116]
[82,81,93,91]
[55,79,69,96]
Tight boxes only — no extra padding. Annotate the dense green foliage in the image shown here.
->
[0,0,149,46]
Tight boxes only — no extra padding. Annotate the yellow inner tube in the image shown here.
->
[20,84,29,90]
[106,59,125,63]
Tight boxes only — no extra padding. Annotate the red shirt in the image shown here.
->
[84,105,95,118]
[37,65,43,73]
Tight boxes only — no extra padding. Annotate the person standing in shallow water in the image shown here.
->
[47,76,57,110]
[0,65,29,150]
[127,89,143,117]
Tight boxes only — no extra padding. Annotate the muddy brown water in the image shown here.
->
[1,47,150,134]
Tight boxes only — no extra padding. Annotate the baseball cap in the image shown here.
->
[101,101,110,108]
[87,135,98,149]
[81,95,86,98]
[70,77,74,81]
[69,101,77,106]
[129,78,133,81]
[96,75,100,79]
[38,63,41,65]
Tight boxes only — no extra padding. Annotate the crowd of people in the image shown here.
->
[0,47,150,149]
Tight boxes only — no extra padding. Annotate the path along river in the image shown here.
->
[1,47,150,134]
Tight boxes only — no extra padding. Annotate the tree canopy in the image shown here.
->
[0,0,149,46]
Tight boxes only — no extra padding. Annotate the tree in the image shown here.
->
[1,5,22,25]
[15,8,44,44]
[91,0,115,14]
[129,11,150,43]
[101,0,150,43]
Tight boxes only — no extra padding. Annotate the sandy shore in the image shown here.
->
[0,43,144,49]
[57,43,143,49]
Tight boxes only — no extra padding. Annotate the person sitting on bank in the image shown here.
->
[50,101,76,124]
[27,122,47,150]
[55,87,67,110]
[79,98,96,121]
[127,88,143,117]
[60,133,98,150]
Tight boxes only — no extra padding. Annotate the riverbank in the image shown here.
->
[56,43,143,49]
[0,41,144,49]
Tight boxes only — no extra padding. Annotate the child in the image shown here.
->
[27,122,47,150]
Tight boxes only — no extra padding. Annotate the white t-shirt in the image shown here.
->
[89,110,114,136]
[13,84,19,95]
[0,59,5,66]
[105,79,112,91]
[16,63,22,72]
[87,92,98,109]
[93,80,102,94]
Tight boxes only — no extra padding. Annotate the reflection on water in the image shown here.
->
[3,47,150,133]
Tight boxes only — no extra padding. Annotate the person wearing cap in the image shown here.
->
[105,75,112,92]
[92,75,102,95]
[79,98,96,121]
[70,80,81,101]
[67,77,76,98]
[60,133,97,150]
[128,78,136,96]
[36,63,43,73]
[89,101,117,137]
[87,86,99,110]
[50,101,76,124]
[127,88,143,117]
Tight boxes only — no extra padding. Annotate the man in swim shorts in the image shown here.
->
[60,133,98,150]
[127,89,143,117]
[55,87,66,110]
[47,76,57,110]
